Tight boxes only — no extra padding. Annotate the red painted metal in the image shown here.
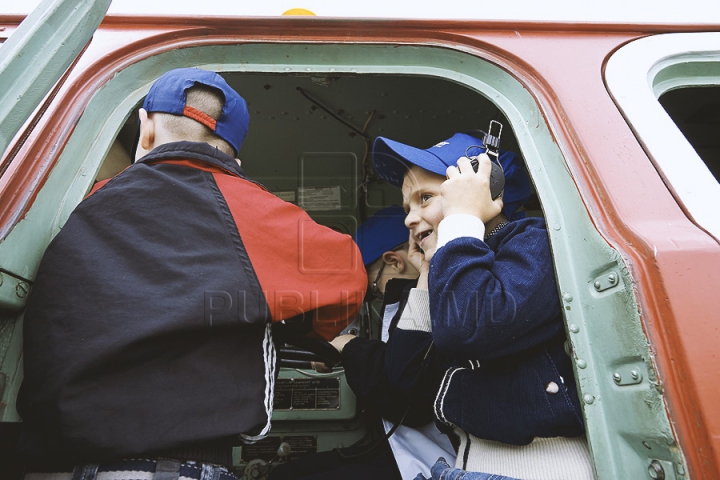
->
[1,15,719,478]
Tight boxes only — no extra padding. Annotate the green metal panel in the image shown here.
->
[0,41,682,479]
[0,0,111,155]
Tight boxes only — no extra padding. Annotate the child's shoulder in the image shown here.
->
[506,215,547,234]
[495,216,551,251]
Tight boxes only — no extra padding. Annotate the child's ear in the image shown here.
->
[381,250,406,274]
[137,108,155,151]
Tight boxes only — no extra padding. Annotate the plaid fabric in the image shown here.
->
[24,458,239,480]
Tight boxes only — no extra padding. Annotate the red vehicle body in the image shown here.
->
[1,3,719,479]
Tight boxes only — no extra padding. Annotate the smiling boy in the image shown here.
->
[372,132,592,479]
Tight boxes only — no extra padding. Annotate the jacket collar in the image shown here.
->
[136,141,247,178]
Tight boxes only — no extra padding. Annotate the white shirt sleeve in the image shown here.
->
[436,213,486,251]
[395,288,431,333]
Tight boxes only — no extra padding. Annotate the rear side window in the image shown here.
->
[606,32,720,243]
[659,86,720,184]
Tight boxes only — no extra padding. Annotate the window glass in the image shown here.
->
[659,86,720,183]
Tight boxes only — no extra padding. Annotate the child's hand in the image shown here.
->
[408,234,427,269]
[442,155,503,223]
[408,235,430,290]
[310,361,333,373]
[330,334,357,353]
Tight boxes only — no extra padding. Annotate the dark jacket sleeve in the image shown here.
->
[428,218,565,361]
[341,288,446,427]
[341,338,429,425]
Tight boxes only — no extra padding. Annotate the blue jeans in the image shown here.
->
[413,458,519,480]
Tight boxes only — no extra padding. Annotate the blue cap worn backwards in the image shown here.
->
[142,68,249,154]
[372,132,532,220]
[354,205,409,267]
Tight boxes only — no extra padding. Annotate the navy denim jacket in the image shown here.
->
[345,218,585,445]
[426,217,584,444]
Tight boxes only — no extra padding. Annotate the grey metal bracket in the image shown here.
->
[648,458,681,480]
[0,269,31,311]
[593,270,620,292]
[612,365,644,386]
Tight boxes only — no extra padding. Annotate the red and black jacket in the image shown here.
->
[18,141,366,462]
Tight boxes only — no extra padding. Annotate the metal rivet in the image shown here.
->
[545,381,559,394]
[648,460,665,480]
[16,282,29,298]
[613,373,622,383]
[631,370,640,380]
[562,293,573,303]
[583,394,595,404]
[608,273,618,284]
[576,359,587,369]
[594,281,602,290]
[553,224,561,231]
[569,324,580,333]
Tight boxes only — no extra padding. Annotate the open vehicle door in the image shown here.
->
[0,0,111,157]
[0,1,110,475]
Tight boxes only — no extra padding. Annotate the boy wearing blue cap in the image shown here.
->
[18,68,366,478]
[372,133,593,480]
[270,205,455,480]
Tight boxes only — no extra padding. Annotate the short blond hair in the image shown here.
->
[154,84,235,156]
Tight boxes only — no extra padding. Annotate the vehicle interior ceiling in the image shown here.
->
[659,85,720,183]
[100,72,542,465]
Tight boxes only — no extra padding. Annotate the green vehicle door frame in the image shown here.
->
[0,40,682,479]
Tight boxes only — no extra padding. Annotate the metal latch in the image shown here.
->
[612,365,643,386]
[0,269,32,311]
[593,271,619,292]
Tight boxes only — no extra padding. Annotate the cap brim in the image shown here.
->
[372,137,449,187]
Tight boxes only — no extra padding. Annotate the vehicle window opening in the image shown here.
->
[659,86,720,184]
[99,73,541,222]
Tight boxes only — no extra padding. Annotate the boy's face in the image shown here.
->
[402,165,445,259]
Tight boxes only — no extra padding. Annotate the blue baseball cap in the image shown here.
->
[142,68,249,154]
[372,132,532,219]
[354,205,409,266]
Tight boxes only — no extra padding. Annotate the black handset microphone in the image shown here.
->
[467,120,505,199]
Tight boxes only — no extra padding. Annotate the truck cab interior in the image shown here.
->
[93,70,537,477]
